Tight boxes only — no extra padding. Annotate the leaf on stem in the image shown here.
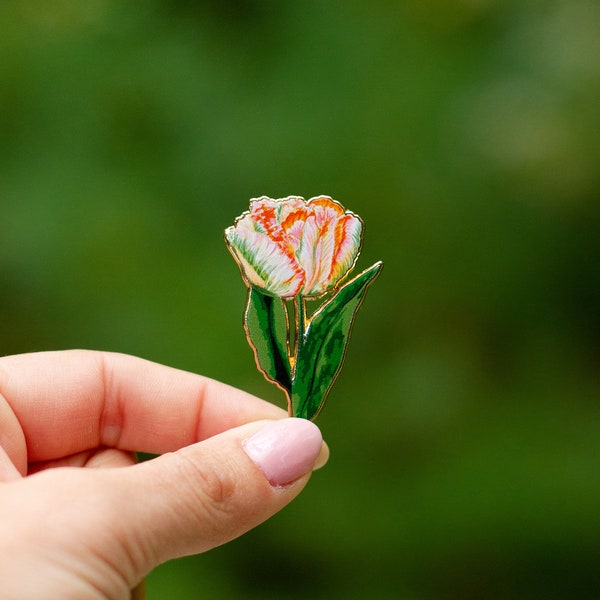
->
[291,261,383,420]
[244,288,292,396]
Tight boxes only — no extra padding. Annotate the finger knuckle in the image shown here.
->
[172,450,238,520]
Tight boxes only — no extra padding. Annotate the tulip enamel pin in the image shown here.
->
[225,195,382,420]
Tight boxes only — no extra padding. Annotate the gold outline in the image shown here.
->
[225,196,381,420]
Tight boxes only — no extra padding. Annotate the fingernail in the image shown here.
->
[243,418,324,486]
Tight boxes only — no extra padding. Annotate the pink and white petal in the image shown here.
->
[281,204,309,252]
[283,218,305,250]
[226,227,304,297]
[307,196,344,215]
[308,221,339,296]
[328,214,363,284]
[278,196,307,221]
[234,211,266,235]
[248,196,280,215]
[307,196,345,228]
[248,198,285,239]
[295,215,327,296]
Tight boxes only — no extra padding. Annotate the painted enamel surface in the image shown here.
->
[226,196,381,420]
[225,196,363,299]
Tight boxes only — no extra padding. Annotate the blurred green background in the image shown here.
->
[2,1,599,598]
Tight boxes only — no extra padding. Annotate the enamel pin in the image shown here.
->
[225,195,382,420]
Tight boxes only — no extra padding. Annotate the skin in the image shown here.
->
[0,350,328,599]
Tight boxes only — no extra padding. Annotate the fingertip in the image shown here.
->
[313,440,329,471]
[242,418,324,487]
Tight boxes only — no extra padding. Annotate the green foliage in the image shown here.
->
[292,262,383,420]
[245,287,292,395]
[244,263,382,420]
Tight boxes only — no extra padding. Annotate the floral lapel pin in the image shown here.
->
[225,195,382,420]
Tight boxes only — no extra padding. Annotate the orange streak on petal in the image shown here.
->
[328,214,362,284]
[307,195,344,217]
[235,195,361,298]
[248,198,306,293]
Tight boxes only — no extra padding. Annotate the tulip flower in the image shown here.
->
[226,196,382,420]
[225,195,363,298]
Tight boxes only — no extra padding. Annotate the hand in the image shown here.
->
[0,350,328,599]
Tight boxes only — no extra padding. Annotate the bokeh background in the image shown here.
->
[2,1,599,598]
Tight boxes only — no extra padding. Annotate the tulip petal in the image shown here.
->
[227,195,362,299]
[225,226,304,297]
[308,196,345,221]
[297,198,363,297]
[328,213,363,285]
[280,201,309,252]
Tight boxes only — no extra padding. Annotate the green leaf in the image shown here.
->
[291,261,383,419]
[244,287,292,395]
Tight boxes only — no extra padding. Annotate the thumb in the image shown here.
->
[114,418,327,577]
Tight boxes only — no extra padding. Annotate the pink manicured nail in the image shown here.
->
[243,418,323,486]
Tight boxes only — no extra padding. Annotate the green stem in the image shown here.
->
[290,295,307,417]
[294,295,306,360]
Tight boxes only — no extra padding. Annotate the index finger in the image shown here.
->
[0,350,284,463]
